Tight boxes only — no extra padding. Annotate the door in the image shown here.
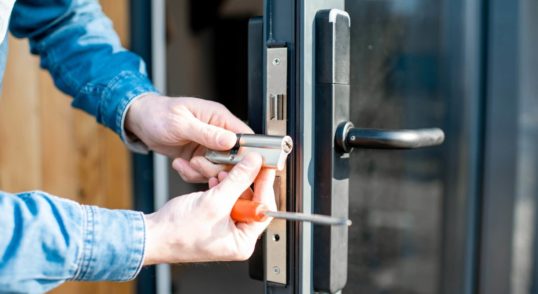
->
[262,0,537,293]
[155,0,538,293]
[163,0,472,293]
[261,0,474,293]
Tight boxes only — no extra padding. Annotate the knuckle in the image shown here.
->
[227,169,250,185]
[212,101,226,110]
[189,157,204,172]
[171,104,189,116]
[193,159,218,178]
[179,172,196,183]
[203,169,219,179]
[201,126,215,144]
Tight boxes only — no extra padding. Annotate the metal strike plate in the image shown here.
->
[205,134,293,170]
[265,46,288,285]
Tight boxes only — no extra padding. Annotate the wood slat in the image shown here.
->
[0,37,41,191]
[0,0,135,293]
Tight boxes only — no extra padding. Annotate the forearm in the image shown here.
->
[0,191,145,293]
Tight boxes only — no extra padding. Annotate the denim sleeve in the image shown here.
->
[0,191,146,293]
[9,0,158,140]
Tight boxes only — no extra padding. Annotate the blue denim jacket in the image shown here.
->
[0,0,157,292]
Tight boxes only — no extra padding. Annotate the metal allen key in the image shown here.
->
[205,134,293,170]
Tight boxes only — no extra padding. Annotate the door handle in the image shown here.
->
[313,9,445,294]
[335,121,445,152]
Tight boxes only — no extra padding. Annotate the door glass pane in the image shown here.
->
[345,1,445,293]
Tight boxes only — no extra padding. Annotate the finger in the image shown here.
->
[222,113,254,134]
[176,142,200,160]
[210,152,262,209]
[217,171,228,182]
[217,171,252,200]
[236,169,277,237]
[172,158,207,183]
[208,177,219,189]
[185,117,238,151]
[236,214,272,241]
[253,169,277,210]
[190,156,231,179]
[184,98,254,135]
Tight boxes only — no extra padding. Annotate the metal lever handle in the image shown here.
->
[335,121,445,153]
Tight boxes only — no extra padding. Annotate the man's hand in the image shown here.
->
[142,153,276,264]
[125,94,253,183]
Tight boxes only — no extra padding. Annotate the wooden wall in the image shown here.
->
[0,1,135,293]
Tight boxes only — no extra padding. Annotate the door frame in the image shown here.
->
[263,1,346,293]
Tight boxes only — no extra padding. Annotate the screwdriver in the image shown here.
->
[231,198,352,226]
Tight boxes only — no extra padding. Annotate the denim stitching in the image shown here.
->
[78,206,95,280]
[69,203,87,281]
[123,211,146,280]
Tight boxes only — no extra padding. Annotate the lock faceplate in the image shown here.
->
[265,46,288,285]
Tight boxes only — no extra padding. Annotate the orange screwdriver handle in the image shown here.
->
[231,199,268,223]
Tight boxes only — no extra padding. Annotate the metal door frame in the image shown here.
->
[263,1,345,293]
[478,0,538,293]
[130,0,170,293]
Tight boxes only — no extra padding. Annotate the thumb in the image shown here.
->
[185,117,238,150]
[210,152,263,209]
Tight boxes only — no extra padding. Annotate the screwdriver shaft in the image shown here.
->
[264,210,351,226]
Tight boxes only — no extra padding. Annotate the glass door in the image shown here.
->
[277,0,483,293]
[158,0,537,293]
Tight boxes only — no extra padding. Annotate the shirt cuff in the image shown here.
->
[72,206,146,281]
[120,93,153,154]
[98,70,158,144]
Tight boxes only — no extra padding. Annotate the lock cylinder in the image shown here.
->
[237,134,293,153]
[205,134,293,170]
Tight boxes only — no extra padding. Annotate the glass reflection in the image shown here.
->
[345,0,444,293]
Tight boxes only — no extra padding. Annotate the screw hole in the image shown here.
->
[273,234,280,242]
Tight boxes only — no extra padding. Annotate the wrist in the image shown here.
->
[125,93,159,142]
[143,212,160,266]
